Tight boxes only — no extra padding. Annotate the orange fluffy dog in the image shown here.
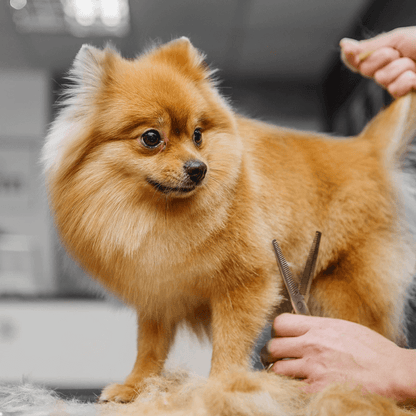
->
[43,38,416,403]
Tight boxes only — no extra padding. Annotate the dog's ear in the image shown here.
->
[71,44,119,90]
[360,92,416,167]
[149,37,216,82]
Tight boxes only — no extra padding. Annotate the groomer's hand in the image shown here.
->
[262,313,416,403]
[340,26,416,98]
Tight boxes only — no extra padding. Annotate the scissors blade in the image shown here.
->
[299,231,321,302]
[272,240,310,316]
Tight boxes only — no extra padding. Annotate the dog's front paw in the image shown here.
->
[99,383,140,403]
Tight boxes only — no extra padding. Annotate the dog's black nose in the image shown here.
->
[183,160,207,184]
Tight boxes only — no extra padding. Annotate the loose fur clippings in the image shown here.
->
[1,370,416,416]
[43,37,416,404]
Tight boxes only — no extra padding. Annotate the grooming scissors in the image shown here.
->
[262,231,321,370]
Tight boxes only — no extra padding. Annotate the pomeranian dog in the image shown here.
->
[43,37,416,403]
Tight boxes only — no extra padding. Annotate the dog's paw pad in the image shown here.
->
[99,383,138,403]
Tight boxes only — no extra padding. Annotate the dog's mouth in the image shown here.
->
[146,178,197,194]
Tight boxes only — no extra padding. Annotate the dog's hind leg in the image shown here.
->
[309,240,407,344]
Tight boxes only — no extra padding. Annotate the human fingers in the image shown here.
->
[340,32,399,69]
[260,335,304,365]
[374,57,416,87]
[357,47,401,78]
[271,313,331,338]
[340,38,360,72]
[342,29,403,63]
[387,26,416,61]
[387,70,416,98]
[268,356,308,379]
[340,27,416,69]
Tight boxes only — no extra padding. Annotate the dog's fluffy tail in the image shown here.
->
[373,93,416,346]
[360,92,416,244]
[361,93,416,346]
[360,92,416,168]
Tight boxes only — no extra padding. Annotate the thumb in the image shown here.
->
[340,30,406,69]
[339,38,361,72]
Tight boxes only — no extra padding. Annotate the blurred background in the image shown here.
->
[0,0,415,402]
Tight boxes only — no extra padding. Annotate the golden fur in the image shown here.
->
[2,370,416,415]
[43,38,416,404]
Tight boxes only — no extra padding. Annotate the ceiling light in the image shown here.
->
[72,0,96,27]
[100,0,122,27]
[10,0,27,10]
[10,0,130,37]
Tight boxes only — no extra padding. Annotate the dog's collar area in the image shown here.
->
[146,178,196,194]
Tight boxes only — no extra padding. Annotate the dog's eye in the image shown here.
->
[193,128,202,147]
[141,130,162,149]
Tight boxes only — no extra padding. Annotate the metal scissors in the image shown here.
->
[262,231,321,371]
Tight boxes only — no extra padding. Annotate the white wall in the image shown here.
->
[0,70,49,137]
[0,301,212,388]
[0,70,55,294]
